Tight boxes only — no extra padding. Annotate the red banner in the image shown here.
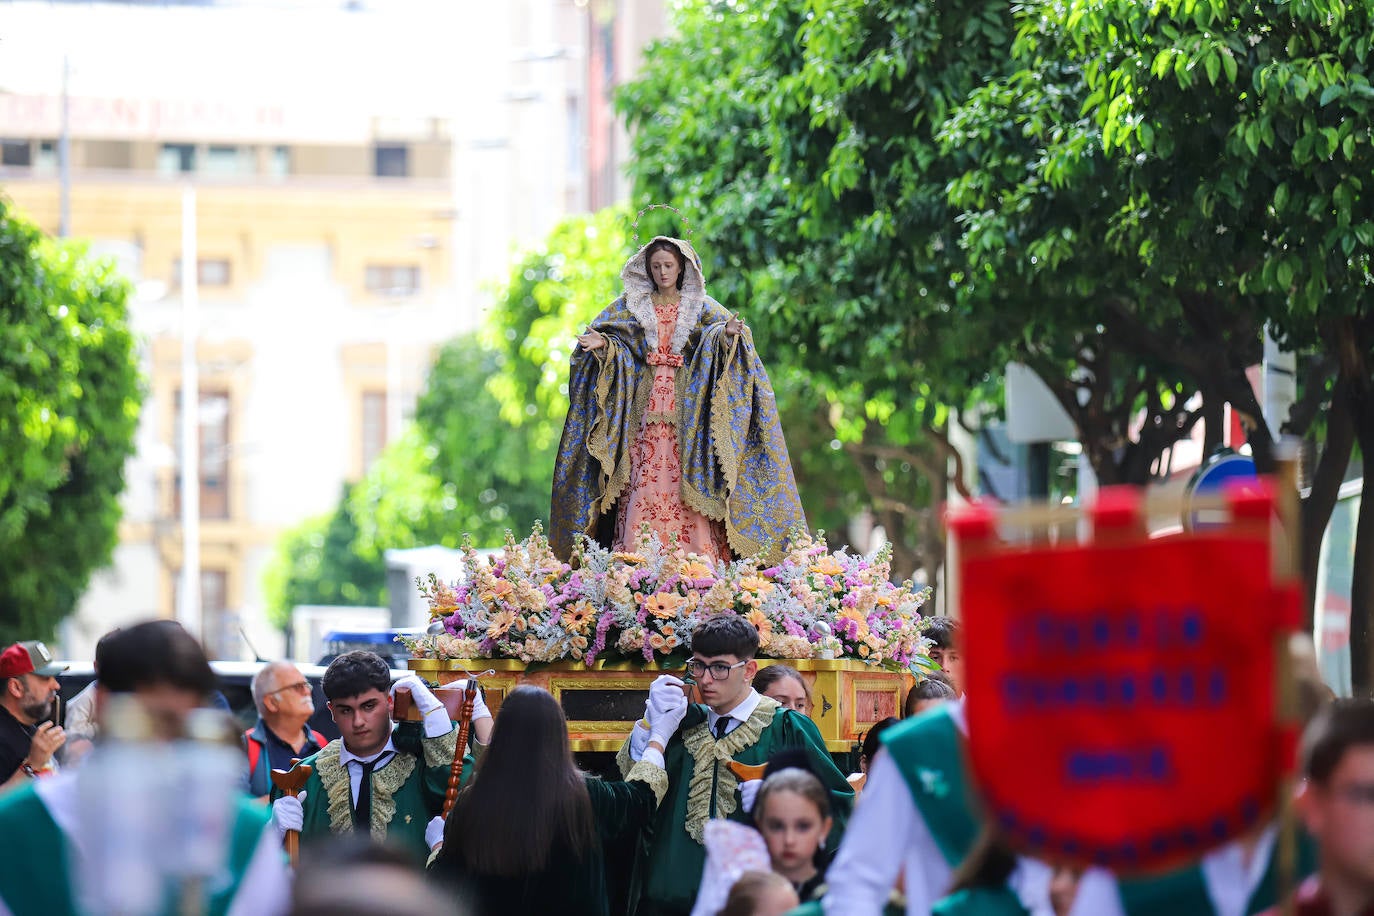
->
[955,486,1292,871]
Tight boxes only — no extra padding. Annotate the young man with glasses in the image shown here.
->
[618,615,853,916]
[1256,698,1374,915]
[245,660,328,799]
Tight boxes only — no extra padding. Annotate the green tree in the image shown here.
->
[260,485,386,631]
[0,201,143,643]
[976,0,1374,685]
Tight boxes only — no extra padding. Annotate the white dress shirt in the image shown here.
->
[337,737,398,807]
[1077,822,1281,916]
[822,701,1096,916]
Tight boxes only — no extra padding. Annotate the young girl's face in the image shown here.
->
[756,789,832,879]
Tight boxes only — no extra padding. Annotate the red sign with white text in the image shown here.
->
[956,488,1292,871]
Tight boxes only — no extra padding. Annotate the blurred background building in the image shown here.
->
[0,0,668,659]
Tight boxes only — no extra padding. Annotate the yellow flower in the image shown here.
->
[643,592,687,619]
[809,555,845,577]
[614,552,647,565]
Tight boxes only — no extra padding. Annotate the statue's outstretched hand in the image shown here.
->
[577,328,606,351]
[724,314,745,338]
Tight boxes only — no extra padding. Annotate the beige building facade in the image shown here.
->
[0,0,668,660]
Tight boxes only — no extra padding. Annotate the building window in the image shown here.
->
[159,143,197,175]
[173,389,232,520]
[1,140,31,167]
[364,264,421,296]
[205,145,252,176]
[361,390,388,472]
[175,567,231,658]
[172,258,233,287]
[373,143,409,177]
[269,145,291,178]
[35,140,58,174]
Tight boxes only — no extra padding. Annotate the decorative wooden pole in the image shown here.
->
[443,681,477,819]
[270,762,313,867]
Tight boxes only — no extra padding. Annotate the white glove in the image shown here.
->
[392,674,443,716]
[739,779,762,814]
[448,680,491,721]
[647,675,686,718]
[425,815,446,850]
[272,792,305,836]
[646,677,689,745]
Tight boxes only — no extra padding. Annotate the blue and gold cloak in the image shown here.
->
[550,236,806,564]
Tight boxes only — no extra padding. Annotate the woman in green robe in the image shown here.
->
[427,686,668,916]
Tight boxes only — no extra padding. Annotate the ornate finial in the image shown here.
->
[632,203,693,247]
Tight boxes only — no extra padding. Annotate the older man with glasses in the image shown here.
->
[245,660,326,799]
[616,615,854,916]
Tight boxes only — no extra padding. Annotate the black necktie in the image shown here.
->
[353,758,380,830]
[714,716,730,741]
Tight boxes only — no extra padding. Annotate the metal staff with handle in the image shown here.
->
[270,761,312,868]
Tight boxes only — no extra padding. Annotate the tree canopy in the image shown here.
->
[0,201,143,643]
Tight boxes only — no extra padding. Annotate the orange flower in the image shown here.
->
[561,601,596,634]
[649,632,668,651]
[486,609,516,638]
[479,580,515,604]
[746,609,774,644]
[738,575,775,596]
[809,555,845,577]
[643,592,687,619]
[614,552,647,565]
[838,607,870,639]
[681,560,715,581]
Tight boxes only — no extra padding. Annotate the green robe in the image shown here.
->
[0,781,270,916]
[1115,829,1318,916]
[272,720,467,864]
[932,888,1032,916]
[428,758,668,916]
[619,695,855,916]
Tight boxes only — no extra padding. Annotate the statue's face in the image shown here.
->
[648,248,683,292]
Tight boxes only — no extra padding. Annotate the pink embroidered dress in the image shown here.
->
[613,295,730,559]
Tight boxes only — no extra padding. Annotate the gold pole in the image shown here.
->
[1272,439,1302,916]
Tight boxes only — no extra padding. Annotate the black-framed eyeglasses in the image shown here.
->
[267,681,311,697]
[686,660,748,681]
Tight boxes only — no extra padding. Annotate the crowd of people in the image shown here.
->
[0,610,1369,916]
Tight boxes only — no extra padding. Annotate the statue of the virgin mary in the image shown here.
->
[550,235,806,564]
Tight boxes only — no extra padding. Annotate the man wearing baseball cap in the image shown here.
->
[0,641,67,792]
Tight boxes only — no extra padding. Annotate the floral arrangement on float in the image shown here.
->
[398,523,935,672]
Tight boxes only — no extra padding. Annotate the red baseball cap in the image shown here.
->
[0,642,68,678]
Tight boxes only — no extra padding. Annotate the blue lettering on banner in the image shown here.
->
[1020,605,1207,654]
[999,668,1231,711]
[1066,746,1175,785]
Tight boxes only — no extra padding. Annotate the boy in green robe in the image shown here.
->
[271,650,475,864]
[618,615,854,916]
[0,620,290,916]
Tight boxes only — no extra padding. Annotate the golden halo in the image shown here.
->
[632,203,693,248]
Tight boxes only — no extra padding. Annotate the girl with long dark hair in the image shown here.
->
[427,686,668,915]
